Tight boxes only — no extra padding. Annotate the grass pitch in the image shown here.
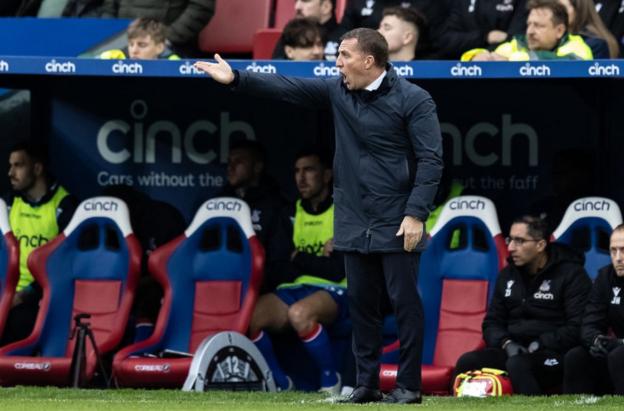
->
[1,388,624,411]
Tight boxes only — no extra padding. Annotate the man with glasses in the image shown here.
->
[452,215,591,395]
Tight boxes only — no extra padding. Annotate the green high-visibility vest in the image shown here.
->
[279,199,346,289]
[9,186,69,291]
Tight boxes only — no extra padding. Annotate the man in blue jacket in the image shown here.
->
[195,28,443,403]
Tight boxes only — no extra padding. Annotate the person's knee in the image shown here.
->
[454,350,481,373]
[287,303,313,332]
[505,355,531,376]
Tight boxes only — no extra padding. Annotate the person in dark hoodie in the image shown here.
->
[221,139,293,294]
[453,215,592,395]
[563,224,624,395]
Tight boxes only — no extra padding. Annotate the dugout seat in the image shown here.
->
[0,197,141,386]
[551,197,622,280]
[380,196,508,395]
[112,197,264,388]
[198,0,272,54]
[253,29,282,59]
[0,199,19,340]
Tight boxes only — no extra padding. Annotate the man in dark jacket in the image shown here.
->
[563,224,624,395]
[196,28,443,404]
[100,0,215,56]
[454,216,592,395]
[436,0,529,59]
[221,140,293,294]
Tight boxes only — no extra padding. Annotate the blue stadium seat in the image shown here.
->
[552,197,623,279]
[0,199,19,341]
[112,197,264,388]
[0,197,141,386]
[380,196,508,394]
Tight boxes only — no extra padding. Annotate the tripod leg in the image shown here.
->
[86,329,111,388]
[70,328,87,388]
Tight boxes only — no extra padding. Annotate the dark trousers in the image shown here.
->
[454,348,563,395]
[0,299,39,346]
[345,251,423,391]
[563,345,624,395]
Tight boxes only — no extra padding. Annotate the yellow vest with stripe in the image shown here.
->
[10,186,69,291]
[279,199,346,289]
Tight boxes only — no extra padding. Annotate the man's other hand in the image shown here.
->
[396,216,423,252]
[194,54,235,84]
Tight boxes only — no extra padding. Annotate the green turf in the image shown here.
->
[1,388,624,411]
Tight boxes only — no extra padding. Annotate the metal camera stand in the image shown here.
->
[69,313,110,388]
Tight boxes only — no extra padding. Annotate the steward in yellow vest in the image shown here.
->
[461,0,592,62]
[99,17,181,60]
[1,142,77,345]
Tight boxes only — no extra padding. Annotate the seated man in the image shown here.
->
[563,224,624,395]
[279,18,325,61]
[221,139,292,294]
[248,149,346,394]
[377,6,427,61]
[461,0,592,61]
[100,18,180,60]
[1,142,77,345]
[453,215,591,395]
[273,0,345,60]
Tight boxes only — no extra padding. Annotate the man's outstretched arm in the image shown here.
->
[195,54,331,110]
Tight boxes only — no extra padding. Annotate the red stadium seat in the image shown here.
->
[335,0,347,22]
[112,197,264,388]
[0,197,141,386]
[198,0,272,53]
[253,29,283,59]
[380,196,508,395]
[0,199,19,341]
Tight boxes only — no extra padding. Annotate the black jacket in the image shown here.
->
[221,179,293,292]
[436,0,528,59]
[483,243,592,353]
[234,67,443,253]
[581,264,624,348]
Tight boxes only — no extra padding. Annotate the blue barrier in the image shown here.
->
[0,18,130,57]
[0,56,622,78]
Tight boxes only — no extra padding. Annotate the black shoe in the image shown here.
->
[382,388,422,404]
[340,386,383,403]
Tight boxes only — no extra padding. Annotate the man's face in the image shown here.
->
[8,150,38,192]
[378,15,415,54]
[295,155,330,200]
[128,35,165,59]
[526,8,565,51]
[286,35,324,60]
[295,0,325,21]
[227,148,258,188]
[336,38,371,90]
[610,230,624,277]
[507,223,545,267]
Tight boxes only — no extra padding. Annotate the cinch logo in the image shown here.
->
[14,362,51,371]
[112,61,143,74]
[441,114,538,167]
[313,62,340,77]
[449,199,486,210]
[134,364,170,373]
[393,64,413,77]
[206,200,242,212]
[17,234,48,248]
[534,291,554,300]
[0,60,9,72]
[84,200,119,212]
[179,61,202,75]
[588,63,620,76]
[97,100,255,164]
[45,59,76,73]
[573,200,610,211]
[450,63,482,77]
[519,63,551,77]
[245,62,276,73]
